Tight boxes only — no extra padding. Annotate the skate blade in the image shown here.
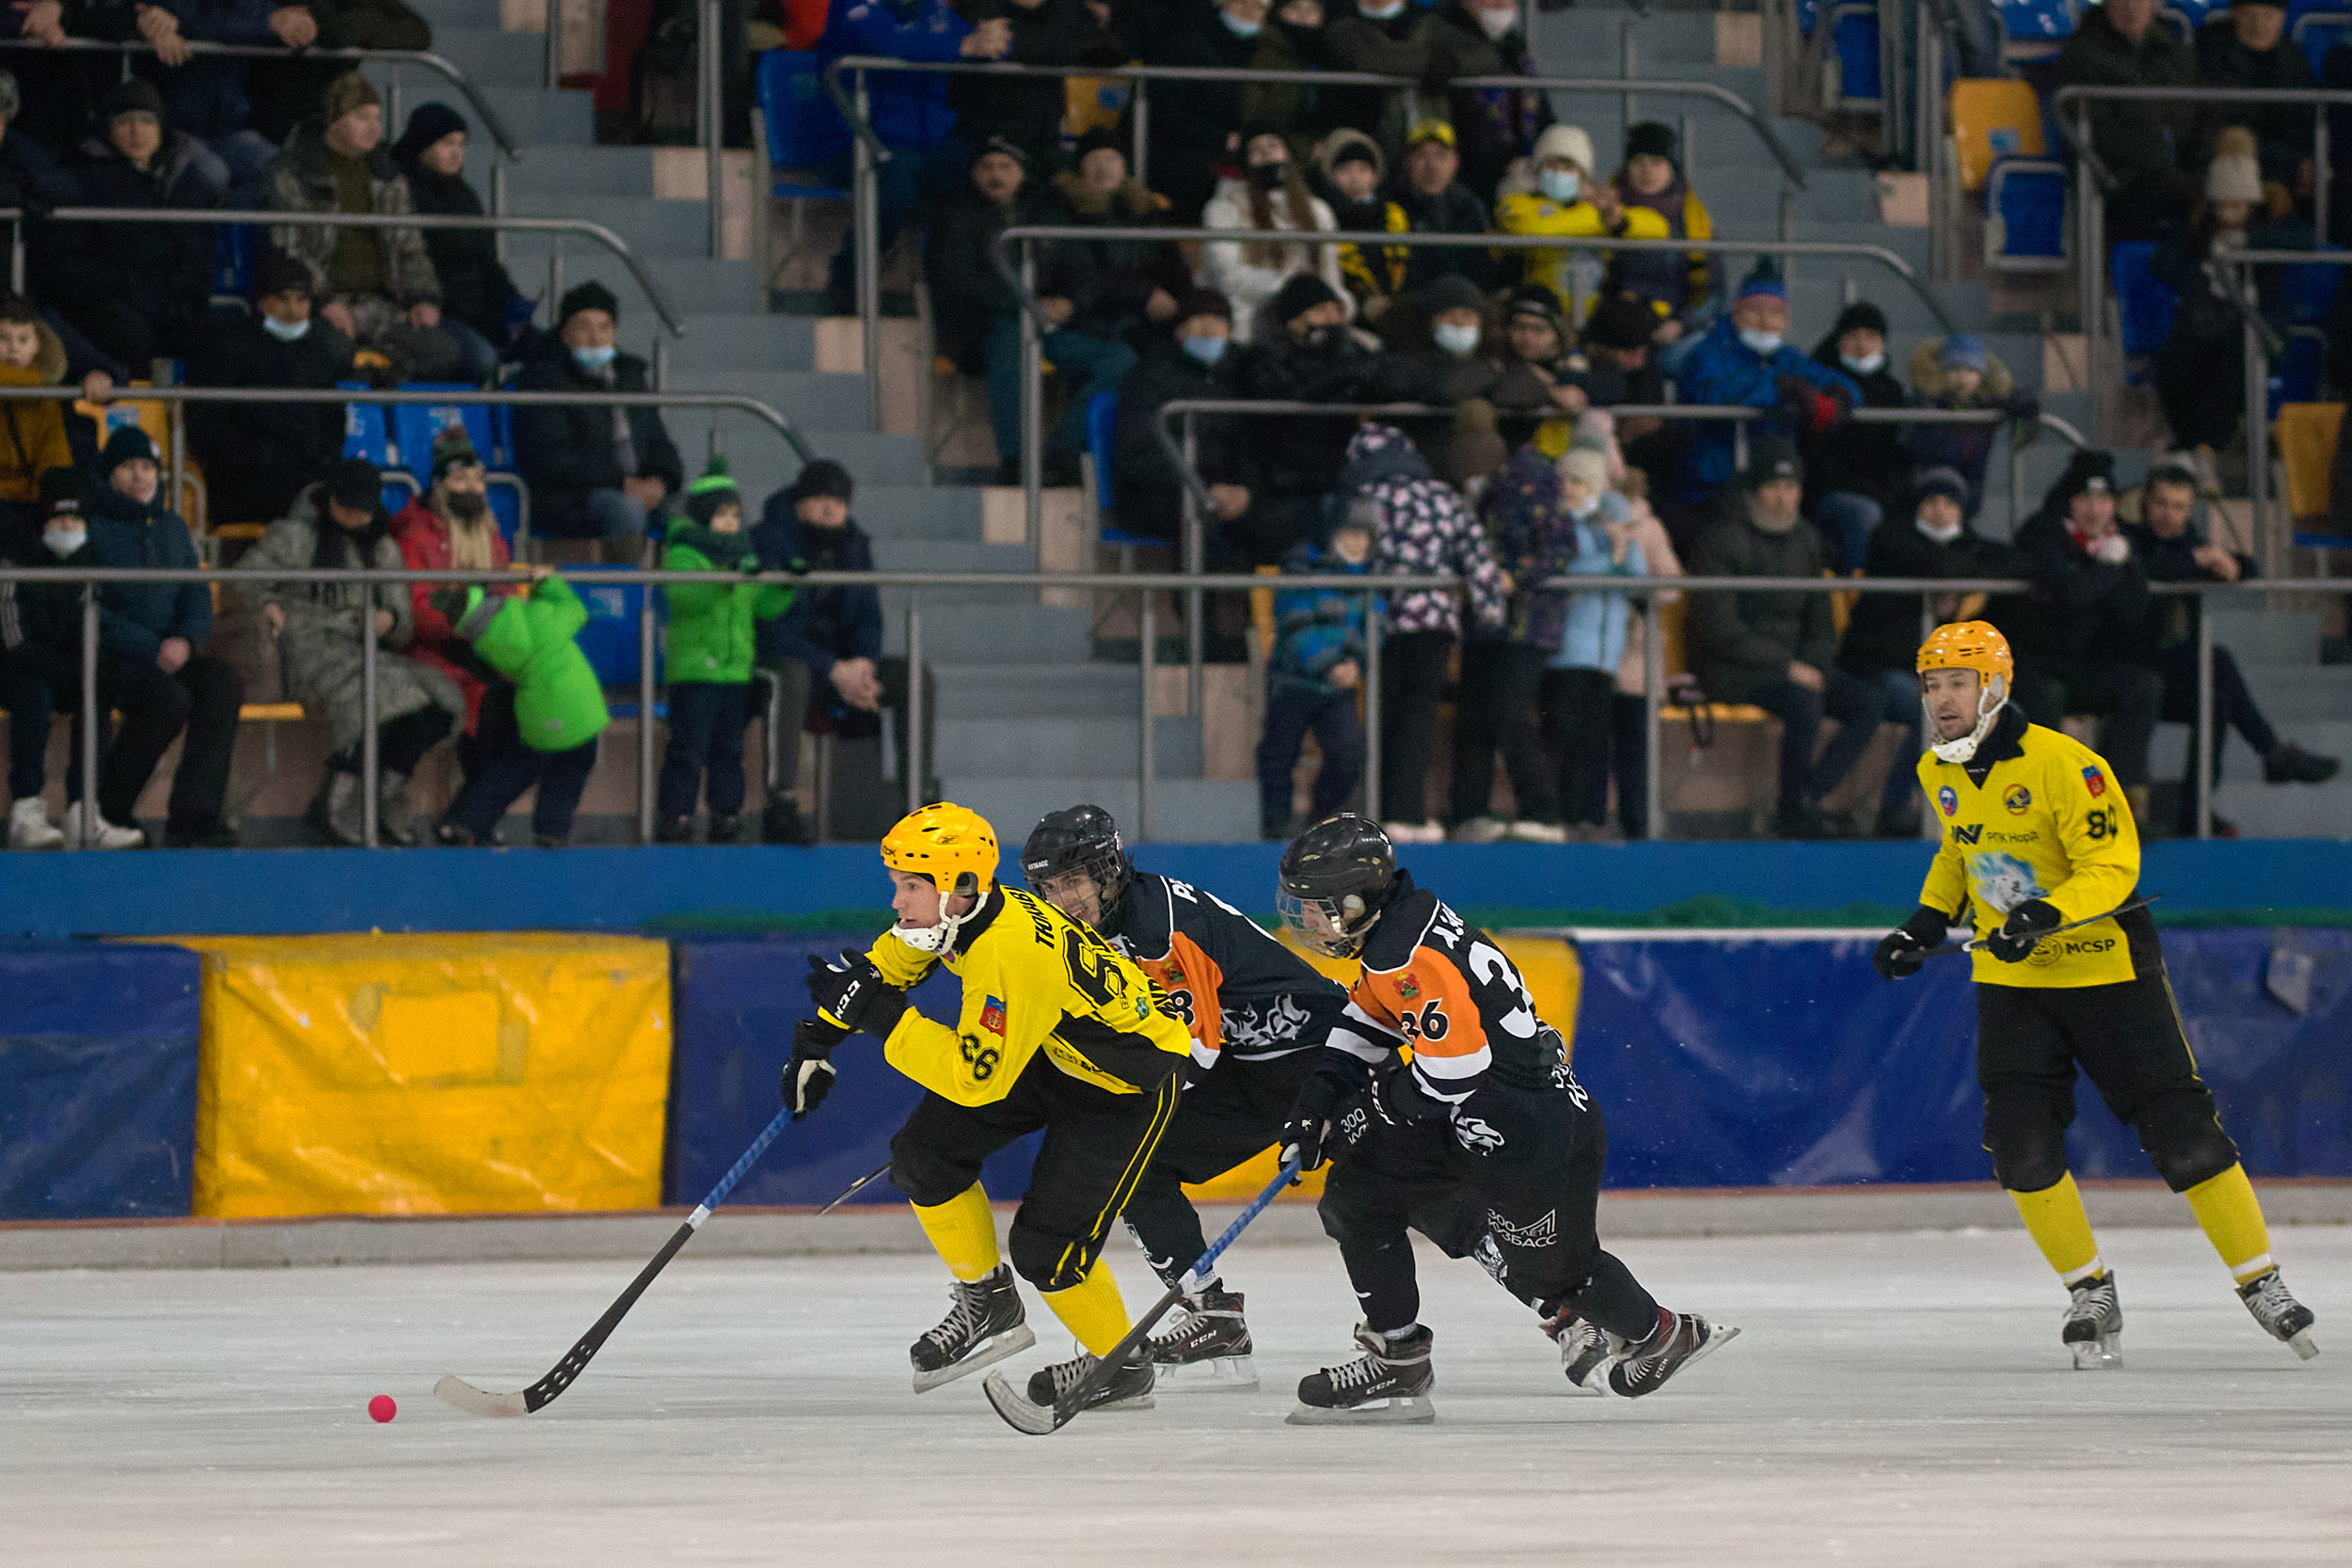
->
[912,1324,1036,1394]
[2068,1333,2123,1370]
[1284,1393,1436,1426]
[2288,1329,2319,1361]
[1561,1370,1611,1397]
[1151,1354,1258,1391]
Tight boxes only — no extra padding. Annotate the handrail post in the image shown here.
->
[361,593,380,846]
[79,585,98,847]
[1643,586,1663,840]
[493,162,508,264]
[2076,103,2099,436]
[1131,80,1149,188]
[548,240,563,332]
[2195,589,2214,841]
[1138,585,1154,839]
[1363,594,1382,823]
[638,580,658,842]
[2244,311,2271,578]
[1021,237,1042,559]
[1620,18,1635,134]
[702,0,723,260]
[2319,113,2332,249]
[1183,410,1202,721]
[9,226,20,294]
[905,590,923,815]
[854,69,881,432]
[544,0,561,89]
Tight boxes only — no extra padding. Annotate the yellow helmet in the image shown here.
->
[1915,619,2014,680]
[881,802,999,899]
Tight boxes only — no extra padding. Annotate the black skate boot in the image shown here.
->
[909,1264,1036,1393]
[2062,1270,2123,1370]
[2237,1269,2319,1361]
[1023,1346,1155,1414]
[1541,1307,1615,1397]
[1607,1308,1739,1398]
[1287,1324,1436,1425]
[1146,1287,1258,1389]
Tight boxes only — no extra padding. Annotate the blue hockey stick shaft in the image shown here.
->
[1178,1153,1304,1293]
[691,1104,796,1225]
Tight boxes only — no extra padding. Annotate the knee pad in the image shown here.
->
[1983,1083,2072,1194]
[2133,1087,2239,1192]
[886,1132,973,1212]
[1007,1217,1093,1293]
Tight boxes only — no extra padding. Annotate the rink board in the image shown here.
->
[0,941,201,1220]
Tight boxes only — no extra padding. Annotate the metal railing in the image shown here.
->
[2212,246,2352,579]
[0,36,521,159]
[820,55,1807,423]
[3,562,2309,847]
[2,205,689,338]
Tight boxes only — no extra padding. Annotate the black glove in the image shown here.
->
[1279,1069,1351,1175]
[804,948,908,1037]
[1374,1065,1451,1125]
[781,1017,845,1120]
[1986,898,2062,963]
[1871,906,1952,982]
[1182,1053,1215,1091]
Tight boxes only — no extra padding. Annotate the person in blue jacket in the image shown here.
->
[816,0,1012,310]
[1669,258,1858,538]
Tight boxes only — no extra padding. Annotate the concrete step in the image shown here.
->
[661,368,879,434]
[423,25,547,87]
[855,484,987,543]
[870,540,1033,573]
[501,146,661,199]
[505,240,762,317]
[2209,777,2352,837]
[408,0,504,29]
[1534,8,1721,66]
[931,662,1146,719]
[2233,663,2352,721]
[936,715,1205,778]
[475,84,596,146]
[940,776,1260,843]
[669,313,818,375]
[897,603,1093,663]
[510,195,714,257]
[2208,610,2323,663]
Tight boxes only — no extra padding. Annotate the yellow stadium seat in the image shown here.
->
[1949,79,2048,193]
[2277,403,2344,520]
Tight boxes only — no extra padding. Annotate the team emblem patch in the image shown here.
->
[980,996,1007,1035]
[1397,974,1420,1001]
[2004,784,2032,815]
[1937,785,1958,817]
[2082,766,2106,799]
[1485,1208,1556,1248]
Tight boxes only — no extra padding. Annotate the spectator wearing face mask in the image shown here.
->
[1112,289,1255,546]
[1600,121,1715,365]
[1390,274,1508,484]
[1259,499,1374,839]
[2,472,101,848]
[1486,285,1622,453]
[1495,125,1669,314]
[1805,300,1913,575]
[1902,333,2039,519]
[187,248,357,529]
[395,425,511,745]
[514,280,683,563]
[1232,275,1395,561]
[1204,127,1349,345]
[1316,129,1411,327]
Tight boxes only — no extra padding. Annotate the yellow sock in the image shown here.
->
[1041,1261,1132,1357]
[2010,1173,2105,1284]
[2184,1164,2275,1282]
[912,1184,1000,1283]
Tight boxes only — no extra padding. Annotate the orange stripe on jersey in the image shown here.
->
[1351,946,1488,1064]
[1138,932,1226,1052]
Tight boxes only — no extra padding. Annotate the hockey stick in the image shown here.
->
[817,1159,894,1215]
[1922,895,2160,960]
[982,1151,1302,1436]
[435,1104,795,1418]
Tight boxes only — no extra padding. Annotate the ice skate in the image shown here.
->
[1542,1308,1616,1396]
[1022,1346,1155,1414]
[1287,1323,1436,1425]
[2062,1271,2123,1370]
[909,1264,1035,1393]
[1607,1309,1739,1398]
[2237,1269,2318,1361]
[1145,1287,1257,1389]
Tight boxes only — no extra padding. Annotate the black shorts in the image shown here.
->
[1145,1050,1321,1188]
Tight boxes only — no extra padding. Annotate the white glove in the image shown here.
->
[2093,532,2130,565]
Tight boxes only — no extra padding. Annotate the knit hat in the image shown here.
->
[1324,136,1380,175]
[1422,275,1486,317]
[1584,293,1656,351]
[101,425,158,477]
[390,102,469,169]
[1832,300,1890,341]
[1406,118,1456,148]
[1735,257,1788,305]
[1532,123,1595,173]
[430,585,504,641]
[1559,447,1611,497]
[429,424,483,483]
[1504,284,1561,330]
[558,279,620,327]
[102,77,165,121]
[322,71,382,127]
[974,135,1028,169]
[2047,449,2117,510]
[1624,120,1677,166]
[252,247,311,301]
[1937,333,1988,373]
[1341,493,1384,535]
[2207,125,2264,204]
[1074,126,1124,164]
[683,454,741,527]
[40,465,84,519]
[1741,436,1803,489]
[1271,273,1342,325]
[1912,465,1970,507]
[1173,287,1233,324]
[327,457,383,514]
[788,457,854,504]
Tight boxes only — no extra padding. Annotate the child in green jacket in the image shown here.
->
[658,457,794,843]
[427,566,611,847]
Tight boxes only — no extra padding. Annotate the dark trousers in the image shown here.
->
[1319,1078,1661,1340]
[1977,962,2240,1196]
[1448,641,1558,825]
[1539,666,1616,827]
[757,655,915,793]
[331,704,453,779]
[1609,691,1649,838]
[1380,630,1454,825]
[2154,328,2245,451]
[2014,661,2163,787]
[1123,1050,1318,1287]
[658,679,751,819]
[1746,664,1892,809]
[1258,686,1364,833]
[889,1058,1182,1292]
[447,688,598,844]
[2152,641,2278,822]
[10,651,245,831]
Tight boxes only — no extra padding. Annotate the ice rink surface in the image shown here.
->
[8,1224,2349,1567]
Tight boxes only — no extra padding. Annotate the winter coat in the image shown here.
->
[85,475,213,662]
[463,575,610,752]
[950,0,1098,164]
[2153,216,2304,350]
[1672,314,1860,507]
[1140,0,1259,191]
[235,490,465,751]
[0,320,74,506]
[1993,512,2153,674]
[2194,21,2313,183]
[1233,327,1396,499]
[1493,188,1670,318]
[393,495,512,734]
[1269,537,1370,695]
[0,113,87,293]
[1323,137,1412,315]
[1338,423,1505,638]
[1613,501,1679,696]
[1386,177,1495,293]
[2122,513,2255,655]
[922,188,1030,367]
[55,128,216,332]
[814,0,973,151]
[396,160,523,347]
[1804,333,1912,516]
[1035,172,1184,343]
[1317,4,1429,151]
[1110,341,1254,542]
[1239,10,1333,142]
[1685,495,1837,704]
[1901,338,2036,519]
[0,517,103,680]
[135,0,282,142]
[1201,176,1347,345]
[1482,442,1569,645]
[262,119,443,305]
[1604,173,1713,325]
[1423,0,1550,202]
[1836,512,2014,677]
[1551,498,1644,674]
[186,309,356,528]
[750,502,882,677]
[660,522,794,685]
[512,337,685,535]
[2056,6,2201,218]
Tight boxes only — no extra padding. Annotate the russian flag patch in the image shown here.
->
[2082,766,2106,799]
[980,996,1007,1035]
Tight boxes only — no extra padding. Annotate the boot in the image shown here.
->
[308,769,366,847]
[378,770,418,847]
[2237,1268,2318,1360]
[655,814,696,845]
[8,796,64,849]
[708,812,741,845]
[1289,1323,1436,1424]
[1541,1307,1616,1396]
[1607,1307,1740,1397]
[2061,1270,2123,1370]
[1145,1287,1257,1388]
[61,800,145,849]
[909,1263,1034,1394]
[761,797,814,846]
[2263,742,2341,784]
[1022,1345,1155,1415]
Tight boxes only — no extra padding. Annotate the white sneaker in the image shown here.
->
[61,800,145,849]
[1506,820,1567,843]
[1451,816,1508,843]
[8,796,64,849]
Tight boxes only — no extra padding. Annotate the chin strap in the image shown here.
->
[894,875,984,955]
[1928,679,2008,765]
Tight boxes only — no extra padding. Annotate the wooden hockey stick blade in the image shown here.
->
[817,1159,893,1216]
[433,1374,528,1418]
[1922,895,2159,960]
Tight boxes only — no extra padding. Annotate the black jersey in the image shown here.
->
[1109,873,1349,1072]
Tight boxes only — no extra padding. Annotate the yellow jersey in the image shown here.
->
[1492,192,1671,313]
[866,887,1192,1106]
[1915,712,2144,988]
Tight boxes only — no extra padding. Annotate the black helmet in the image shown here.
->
[1020,804,1134,931]
[1277,814,1396,958]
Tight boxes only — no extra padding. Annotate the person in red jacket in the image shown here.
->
[393,426,510,770]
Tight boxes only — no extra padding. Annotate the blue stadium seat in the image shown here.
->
[1986,161,2070,272]
[2110,242,2180,357]
[1828,4,1882,108]
[1085,390,1161,558]
[757,50,851,192]
[2271,333,2327,414]
[387,388,500,482]
[213,224,256,300]
[568,565,665,689]
[2291,1,2352,73]
[1997,0,2079,39]
[341,385,389,466]
[2284,254,2344,325]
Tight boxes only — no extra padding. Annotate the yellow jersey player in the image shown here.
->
[1873,622,2318,1367]
[784,802,1194,1414]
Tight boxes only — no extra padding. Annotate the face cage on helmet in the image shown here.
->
[1278,888,1374,958]
[1029,843,1128,911]
[1922,671,2008,763]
